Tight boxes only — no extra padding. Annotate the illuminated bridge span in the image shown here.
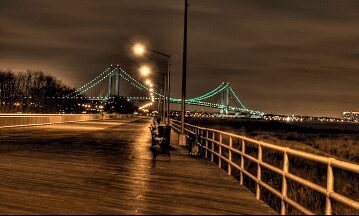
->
[70,66,264,117]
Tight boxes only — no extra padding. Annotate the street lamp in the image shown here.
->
[132,43,171,125]
[145,79,152,86]
[150,74,167,122]
[139,65,151,77]
[136,60,167,121]
[151,81,166,122]
[179,0,189,146]
[132,43,146,56]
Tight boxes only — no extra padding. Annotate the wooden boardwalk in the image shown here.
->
[0,117,275,214]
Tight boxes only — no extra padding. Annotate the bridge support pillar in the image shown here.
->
[108,74,112,97]
[224,85,230,115]
[115,69,120,97]
[220,85,229,115]
[220,91,224,115]
[225,86,229,115]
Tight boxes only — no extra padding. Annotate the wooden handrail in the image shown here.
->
[170,119,359,215]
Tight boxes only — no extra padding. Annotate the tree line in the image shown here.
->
[0,69,82,113]
[0,69,138,114]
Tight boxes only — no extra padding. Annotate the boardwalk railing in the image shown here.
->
[0,114,133,128]
[170,119,359,215]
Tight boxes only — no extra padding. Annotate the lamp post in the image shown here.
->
[151,81,166,121]
[179,0,189,146]
[154,75,167,122]
[149,50,171,125]
[142,70,166,122]
[132,44,171,125]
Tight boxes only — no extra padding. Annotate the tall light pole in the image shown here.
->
[150,50,171,124]
[166,56,171,123]
[153,72,167,122]
[141,67,166,122]
[179,0,189,146]
[151,82,165,120]
[132,44,171,124]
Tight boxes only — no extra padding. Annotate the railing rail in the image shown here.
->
[0,114,134,128]
[170,119,359,215]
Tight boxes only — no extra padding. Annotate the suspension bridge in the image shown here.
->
[70,66,264,117]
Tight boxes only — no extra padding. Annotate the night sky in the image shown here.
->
[1,0,358,117]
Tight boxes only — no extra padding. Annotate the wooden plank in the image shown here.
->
[0,117,275,214]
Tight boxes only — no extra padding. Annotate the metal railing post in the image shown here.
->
[325,159,334,215]
[281,150,289,215]
[205,130,209,159]
[256,143,262,200]
[219,133,222,168]
[228,136,233,175]
[194,127,198,151]
[240,139,245,185]
[199,128,203,155]
[211,132,215,162]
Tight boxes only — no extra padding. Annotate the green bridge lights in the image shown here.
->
[72,66,263,116]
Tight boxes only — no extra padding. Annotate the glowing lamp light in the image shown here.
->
[139,65,151,77]
[145,79,152,86]
[133,43,146,56]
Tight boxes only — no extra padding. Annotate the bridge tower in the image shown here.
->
[108,67,121,97]
[220,84,229,115]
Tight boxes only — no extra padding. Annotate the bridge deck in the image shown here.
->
[0,117,275,214]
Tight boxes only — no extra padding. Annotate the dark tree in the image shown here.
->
[0,69,85,113]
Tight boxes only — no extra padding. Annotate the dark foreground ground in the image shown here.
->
[0,117,275,214]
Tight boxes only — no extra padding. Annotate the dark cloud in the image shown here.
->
[0,0,358,117]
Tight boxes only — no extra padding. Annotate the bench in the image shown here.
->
[149,126,170,159]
